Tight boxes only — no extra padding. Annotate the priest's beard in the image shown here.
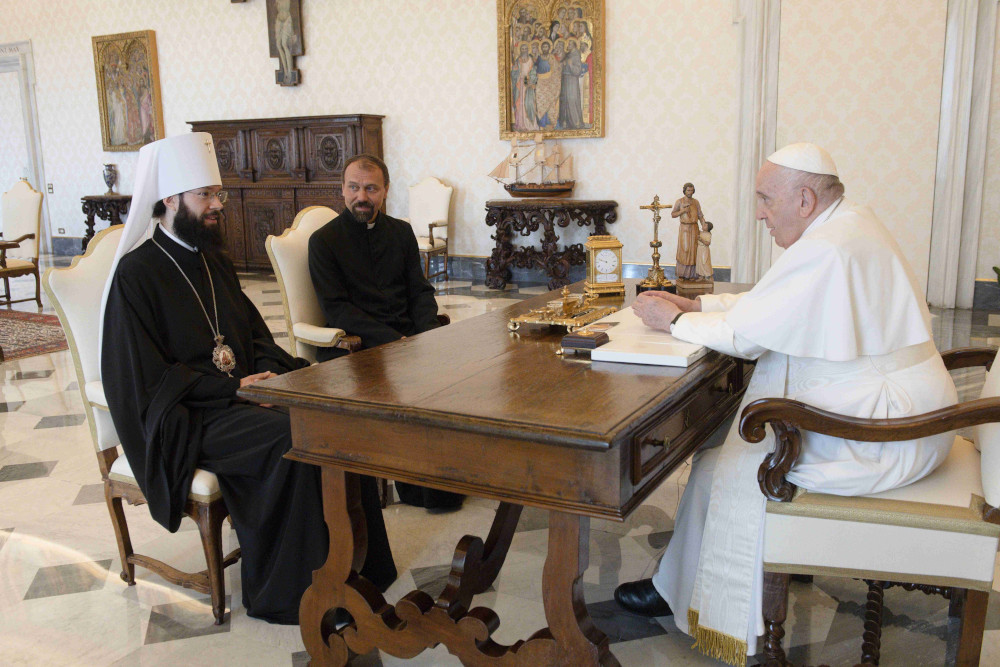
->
[349,201,377,223]
[172,199,225,250]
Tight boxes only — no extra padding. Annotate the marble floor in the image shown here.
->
[2,258,1000,666]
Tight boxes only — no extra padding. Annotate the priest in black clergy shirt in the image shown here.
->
[100,133,397,625]
[308,153,463,510]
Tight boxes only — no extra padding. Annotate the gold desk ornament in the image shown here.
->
[584,234,625,298]
[637,195,676,295]
[508,286,618,333]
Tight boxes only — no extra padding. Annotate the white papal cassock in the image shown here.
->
[650,197,957,664]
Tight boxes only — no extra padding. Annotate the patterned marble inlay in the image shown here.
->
[144,597,233,645]
[0,461,57,482]
[72,483,106,506]
[0,400,25,412]
[23,559,111,600]
[34,414,87,429]
[10,369,54,380]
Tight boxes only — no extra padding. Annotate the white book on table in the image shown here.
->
[589,306,708,367]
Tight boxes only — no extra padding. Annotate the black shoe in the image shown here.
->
[614,579,673,617]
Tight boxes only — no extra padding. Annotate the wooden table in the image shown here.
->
[240,281,750,666]
[485,199,618,290]
[81,194,131,252]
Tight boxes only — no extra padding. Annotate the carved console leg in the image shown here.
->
[956,588,988,667]
[761,572,790,666]
[542,512,618,666]
[485,214,514,290]
[860,580,884,666]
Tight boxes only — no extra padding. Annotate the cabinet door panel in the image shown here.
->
[251,128,298,181]
[244,190,295,269]
[221,190,247,271]
[304,125,354,183]
[296,188,343,213]
[211,130,247,181]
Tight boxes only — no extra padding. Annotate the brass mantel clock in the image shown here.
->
[584,234,625,297]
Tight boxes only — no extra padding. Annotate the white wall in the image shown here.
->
[979,7,1000,282]
[0,0,741,268]
[0,0,978,296]
[776,0,948,293]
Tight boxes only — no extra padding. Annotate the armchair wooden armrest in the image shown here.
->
[941,346,996,371]
[335,335,362,353]
[427,220,447,244]
[741,346,1000,503]
[437,313,450,326]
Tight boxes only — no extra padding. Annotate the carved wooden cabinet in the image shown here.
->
[189,115,384,270]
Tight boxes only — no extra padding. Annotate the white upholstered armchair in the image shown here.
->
[405,176,453,281]
[1,178,43,307]
[265,205,361,363]
[43,225,240,625]
[742,346,1000,666]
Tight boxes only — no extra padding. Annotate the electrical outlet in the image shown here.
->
[57,228,65,234]
[47,183,53,193]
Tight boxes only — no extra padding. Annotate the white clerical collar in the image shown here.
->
[800,196,845,240]
[158,222,198,252]
[367,221,376,230]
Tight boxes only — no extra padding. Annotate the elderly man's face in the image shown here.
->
[755,161,810,249]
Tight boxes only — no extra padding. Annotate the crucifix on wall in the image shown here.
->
[266,0,303,86]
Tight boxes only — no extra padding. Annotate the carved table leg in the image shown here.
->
[762,572,790,666]
[541,512,619,666]
[486,213,514,290]
[82,206,97,252]
[299,469,366,666]
[860,580,884,666]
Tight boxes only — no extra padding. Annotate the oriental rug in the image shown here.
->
[0,311,67,362]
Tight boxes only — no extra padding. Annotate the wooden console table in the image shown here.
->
[81,194,131,252]
[240,280,750,666]
[485,199,618,290]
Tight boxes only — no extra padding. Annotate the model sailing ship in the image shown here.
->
[489,133,575,198]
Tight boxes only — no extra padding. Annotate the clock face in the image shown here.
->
[595,248,619,274]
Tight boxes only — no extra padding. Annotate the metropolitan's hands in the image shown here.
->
[240,371,277,407]
[632,291,701,332]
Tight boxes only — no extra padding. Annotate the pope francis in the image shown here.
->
[614,143,958,665]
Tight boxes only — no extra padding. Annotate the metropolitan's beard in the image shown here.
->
[173,199,225,251]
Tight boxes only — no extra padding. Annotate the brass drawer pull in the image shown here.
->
[641,436,671,449]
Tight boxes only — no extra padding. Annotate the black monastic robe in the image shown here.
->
[308,209,463,509]
[101,226,397,623]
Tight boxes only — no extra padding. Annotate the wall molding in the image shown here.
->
[0,40,50,255]
[927,0,999,308]
[730,0,781,283]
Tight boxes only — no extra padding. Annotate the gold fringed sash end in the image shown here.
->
[688,608,747,667]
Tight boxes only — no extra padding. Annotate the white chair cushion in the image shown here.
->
[416,236,447,251]
[292,322,345,346]
[764,437,1000,588]
[974,349,1000,506]
[0,257,35,271]
[109,454,222,503]
[407,177,452,237]
[85,380,108,408]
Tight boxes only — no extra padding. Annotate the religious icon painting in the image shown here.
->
[91,31,165,152]
[497,0,605,139]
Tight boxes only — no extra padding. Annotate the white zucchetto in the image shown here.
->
[766,142,839,176]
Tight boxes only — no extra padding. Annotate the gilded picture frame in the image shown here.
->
[497,0,605,139]
[92,30,164,152]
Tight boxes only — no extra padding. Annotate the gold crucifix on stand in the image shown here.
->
[637,195,676,294]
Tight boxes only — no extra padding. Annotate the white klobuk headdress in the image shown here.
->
[766,142,839,176]
[99,132,223,349]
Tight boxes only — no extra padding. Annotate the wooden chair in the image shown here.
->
[741,346,1000,666]
[42,225,240,625]
[1,178,43,307]
[404,176,453,280]
[265,206,364,362]
[266,206,449,507]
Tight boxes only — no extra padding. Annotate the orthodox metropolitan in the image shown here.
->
[99,133,397,624]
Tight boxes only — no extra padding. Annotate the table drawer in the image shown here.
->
[630,364,736,485]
